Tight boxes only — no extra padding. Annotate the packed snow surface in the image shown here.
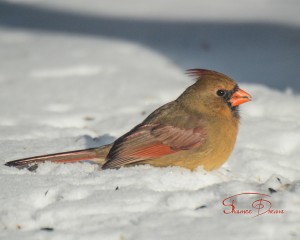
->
[0,0,300,239]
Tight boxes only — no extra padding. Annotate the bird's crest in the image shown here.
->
[186,69,228,80]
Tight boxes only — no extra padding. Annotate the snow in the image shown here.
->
[0,0,300,239]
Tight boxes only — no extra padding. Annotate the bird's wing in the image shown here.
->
[102,123,206,169]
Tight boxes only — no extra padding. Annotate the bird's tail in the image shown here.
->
[5,144,112,169]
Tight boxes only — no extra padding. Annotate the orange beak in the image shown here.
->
[229,88,252,107]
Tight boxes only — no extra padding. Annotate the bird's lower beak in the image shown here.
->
[230,88,252,107]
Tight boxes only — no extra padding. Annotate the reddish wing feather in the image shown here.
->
[102,124,206,169]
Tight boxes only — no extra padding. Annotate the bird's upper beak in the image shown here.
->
[229,88,252,107]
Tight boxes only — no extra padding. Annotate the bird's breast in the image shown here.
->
[198,117,239,170]
[142,117,239,171]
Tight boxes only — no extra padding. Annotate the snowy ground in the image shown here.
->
[0,0,300,239]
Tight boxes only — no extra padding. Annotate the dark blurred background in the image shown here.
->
[1,0,300,91]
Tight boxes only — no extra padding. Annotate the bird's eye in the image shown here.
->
[216,90,225,97]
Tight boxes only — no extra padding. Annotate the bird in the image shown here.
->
[5,69,251,171]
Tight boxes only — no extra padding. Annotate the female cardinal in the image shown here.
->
[5,69,251,171]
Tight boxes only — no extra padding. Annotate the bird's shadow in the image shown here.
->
[1,1,300,92]
[82,134,115,149]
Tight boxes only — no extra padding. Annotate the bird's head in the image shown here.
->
[178,69,252,119]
